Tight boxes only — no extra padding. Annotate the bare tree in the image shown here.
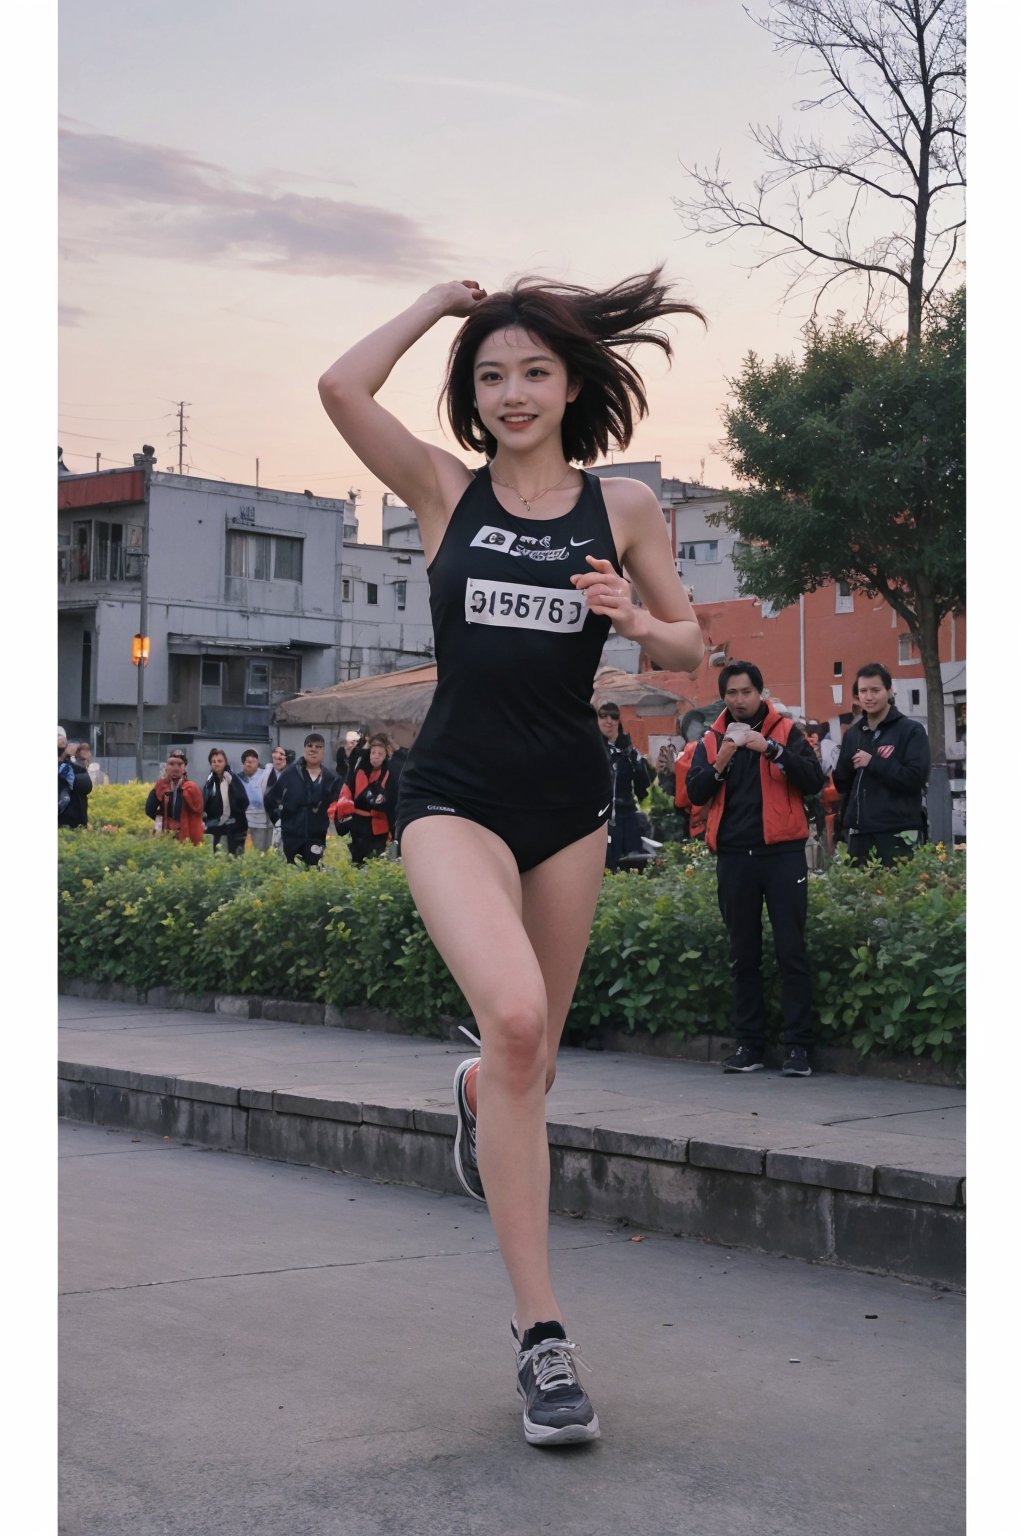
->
[676,0,965,350]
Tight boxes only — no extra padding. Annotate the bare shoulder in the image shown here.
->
[596,476,663,517]
[597,476,666,539]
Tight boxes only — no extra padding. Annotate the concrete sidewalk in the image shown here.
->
[58,995,965,1288]
[60,1120,965,1536]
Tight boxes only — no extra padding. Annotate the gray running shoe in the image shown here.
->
[452,1057,485,1202]
[516,1321,600,1446]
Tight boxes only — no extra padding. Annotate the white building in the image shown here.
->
[58,460,432,776]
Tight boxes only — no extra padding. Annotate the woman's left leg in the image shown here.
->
[520,826,608,1086]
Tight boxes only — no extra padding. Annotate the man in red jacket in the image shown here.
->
[145,748,205,845]
[686,662,825,1076]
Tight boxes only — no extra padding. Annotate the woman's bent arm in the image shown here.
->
[318,281,486,520]
[577,482,705,672]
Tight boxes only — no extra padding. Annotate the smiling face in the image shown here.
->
[271,747,287,771]
[855,674,889,719]
[473,327,579,454]
[597,706,620,740]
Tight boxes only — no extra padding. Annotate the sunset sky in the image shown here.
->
[55,0,922,540]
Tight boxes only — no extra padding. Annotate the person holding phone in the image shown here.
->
[686,661,825,1076]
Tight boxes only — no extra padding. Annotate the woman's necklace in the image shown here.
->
[489,464,575,515]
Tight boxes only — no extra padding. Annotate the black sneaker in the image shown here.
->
[722,1046,765,1073]
[781,1047,812,1077]
[452,1057,485,1201]
[516,1321,600,1446]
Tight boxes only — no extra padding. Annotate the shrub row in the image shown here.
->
[58,817,965,1069]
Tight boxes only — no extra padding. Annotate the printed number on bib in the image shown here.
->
[465,578,587,634]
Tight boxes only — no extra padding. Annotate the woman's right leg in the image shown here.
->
[400,815,561,1332]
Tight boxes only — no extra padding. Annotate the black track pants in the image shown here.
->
[716,846,813,1050]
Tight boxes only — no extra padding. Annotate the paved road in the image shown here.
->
[59,1122,964,1536]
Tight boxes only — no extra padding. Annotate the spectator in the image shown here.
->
[686,661,825,1077]
[832,662,930,867]
[239,748,274,852]
[74,742,109,786]
[655,741,677,797]
[58,728,92,829]
[349,734,395,865]
[673,738,707,841]
[201,748,249,855]
[145,749,205,843]
[264,733,341,867]
[335,728,365,782]
[596,701,652,871]
[264,745,289,851]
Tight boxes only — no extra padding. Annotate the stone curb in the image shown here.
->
[57,1061,965,1290]
[58,976,964,1087]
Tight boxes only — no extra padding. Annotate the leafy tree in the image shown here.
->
[676,0,966,350]
[716,286,964,781]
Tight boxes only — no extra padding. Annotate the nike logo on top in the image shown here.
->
[570,537,594,547]
[598,802,611,817]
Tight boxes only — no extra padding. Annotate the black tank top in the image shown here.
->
[402,467,623,810]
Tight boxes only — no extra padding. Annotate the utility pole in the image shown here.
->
[168,401,191,474]
[255,457,259,488]
[95,452,101,472]
[134,445,157,780]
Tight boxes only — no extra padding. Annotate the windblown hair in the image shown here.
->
[443,267,705,466]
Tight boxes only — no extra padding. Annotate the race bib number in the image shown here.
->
[465,577,587,634]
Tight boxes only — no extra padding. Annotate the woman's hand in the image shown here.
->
[423,279,488,317]
[571,557,642,636]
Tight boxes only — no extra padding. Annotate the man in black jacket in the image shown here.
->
[596,701,653,871]
[264,733,341,867]
[686,662,825,1077]
[832,663,930,867]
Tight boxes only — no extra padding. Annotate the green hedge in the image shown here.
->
[58,827,965,1068]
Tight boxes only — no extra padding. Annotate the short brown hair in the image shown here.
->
[443,268,705,466]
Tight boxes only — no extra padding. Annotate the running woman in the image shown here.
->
[318,270,705,1446]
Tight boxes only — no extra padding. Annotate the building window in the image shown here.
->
[833,661,843,677]
[898,633,915,664]
[394,579,407,611]
[911,688,921,706]
[66,518,141,582]
[246,660,271,707]
[225,530,303,583]
[366,582,379,605]
[341,577,352,602]
[201,659,224,706]
[679,540,719,564]
[273,536,303,582]
[835,581,854,614]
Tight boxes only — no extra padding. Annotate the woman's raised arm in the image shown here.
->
[318,281,487,523]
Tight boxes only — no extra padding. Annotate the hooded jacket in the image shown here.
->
[832,706,930,835]
[686,701,825,853]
